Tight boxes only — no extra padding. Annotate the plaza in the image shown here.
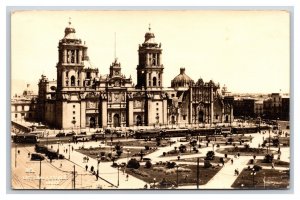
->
[11,120,290,190]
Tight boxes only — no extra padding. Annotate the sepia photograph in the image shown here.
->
[10,10,290,190]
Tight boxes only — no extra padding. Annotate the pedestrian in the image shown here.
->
[237,153,240,158]
[91,166,94,172]
[17,150,20,154]
[51,145,53,149]
[253,154,256,160]
[271,162,275,169]
[66,149,68,153]
[72,146,74,151]
[231,159,233,164]
[28,152,30,158]
[144,184,148,189]
[85,165,88,171]
[126,174,129,181]
[60,162,62,168]
[87,157,89,162]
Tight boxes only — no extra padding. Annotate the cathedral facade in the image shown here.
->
[37,22,233,129]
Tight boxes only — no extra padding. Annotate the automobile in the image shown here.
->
[142,158,151,162]
[66,132,76,137]
[56,132,65,137]
[31,153,45,161]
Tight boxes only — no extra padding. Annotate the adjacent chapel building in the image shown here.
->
[37,22,234,129]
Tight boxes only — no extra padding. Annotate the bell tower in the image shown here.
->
[56,19,88,91]
[136,25,164,90]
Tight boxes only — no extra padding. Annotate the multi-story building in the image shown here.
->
[36,21,234,129]
[11,84,37,121]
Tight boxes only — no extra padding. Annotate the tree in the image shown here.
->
[206,151,215,160]
[263,154,274,163]
[127,158,140,169]
[145,161,152,168]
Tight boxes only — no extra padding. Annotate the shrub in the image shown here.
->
[145,160,152,168]
[179,144,187,153]
[204,160,212,168]
[219,157,224,163]
[127,158,140,169]
[263,154,274,163]
[228,138,234,144]
[206,151,215,160]
[116,150,122,157]
[166,161,176,169]
[168,150,178,154]
[253,165,262,172]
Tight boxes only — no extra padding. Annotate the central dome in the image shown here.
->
[171,68,194,89]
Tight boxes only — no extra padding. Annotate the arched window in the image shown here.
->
[71,76,75,86]
[153,77,157,86]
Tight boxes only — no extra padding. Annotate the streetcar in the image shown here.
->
[12,134,39,143]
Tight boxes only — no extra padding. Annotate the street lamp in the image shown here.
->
[68,140,71,159]
[153,178,156,189]
[126,149,130,163]
[57,141,60,154]
[251,168,256,188]
[175,164,179,187]
[117,163,120,187]
[97,158,101,181]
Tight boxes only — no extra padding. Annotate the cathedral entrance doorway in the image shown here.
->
[136,115,142,126]
[171,116,176,124]
[90,117,96,128]
[113,114,120,127]
[198,111,204,123]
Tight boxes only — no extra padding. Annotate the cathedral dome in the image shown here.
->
[64,20,77,39]
[171,68,194,88]
[144,25,156,44]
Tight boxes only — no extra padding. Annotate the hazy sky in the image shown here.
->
[11,10,290,95]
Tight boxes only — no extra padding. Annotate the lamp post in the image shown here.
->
[57,141,60,154]
[15,143,17,168]
[176,164,179,187]
[68,140,71,159]
[97,158,100,181]
[251,168,256,188]
[117,163,120,187]
[127,149,130,163]
[153,178,156,189]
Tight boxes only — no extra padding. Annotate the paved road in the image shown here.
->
[11,127,290,190]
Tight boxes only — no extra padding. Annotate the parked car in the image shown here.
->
[66,131,76,137]
[31,153,45,161]
[56,132,65,137]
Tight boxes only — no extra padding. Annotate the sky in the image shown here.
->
[11,10,290,95]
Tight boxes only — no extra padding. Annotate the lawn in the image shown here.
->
[171,156,231,164]
[216,147,278,156]
[110,139,173,147]
[231,168,289,189]
[76,146,157,162]
[126,163,222,188]
[247,159,289,168]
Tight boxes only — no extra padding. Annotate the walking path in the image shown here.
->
[12,127,290,189]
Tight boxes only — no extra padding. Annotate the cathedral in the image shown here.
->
[37,21,234,129]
